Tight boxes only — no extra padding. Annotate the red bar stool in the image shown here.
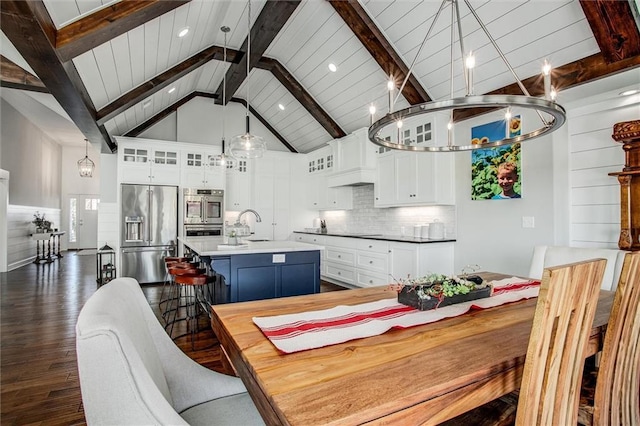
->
[167,270,213,350]
[160,257,198,322]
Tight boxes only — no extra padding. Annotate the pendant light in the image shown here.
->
[229,0,266,159]
[77,139,95,177]
[213,25,234,168]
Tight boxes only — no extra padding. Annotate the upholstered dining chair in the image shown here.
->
[528,245,626,290]
[76,277,265,425]
[578,251,640,426]
[442,258,607,426]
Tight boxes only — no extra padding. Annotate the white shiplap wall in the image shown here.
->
[568,94,640,248]
[7,205,61,271]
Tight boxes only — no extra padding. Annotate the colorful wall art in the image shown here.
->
[471,116,522,200]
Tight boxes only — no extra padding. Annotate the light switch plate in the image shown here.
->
[522,216,535,228]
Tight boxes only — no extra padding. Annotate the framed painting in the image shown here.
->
[471,116,522,200]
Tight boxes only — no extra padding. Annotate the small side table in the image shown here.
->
[31,231,66,263]
[31,233,53,263]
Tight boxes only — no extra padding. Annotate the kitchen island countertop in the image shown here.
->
[180,236,324,256]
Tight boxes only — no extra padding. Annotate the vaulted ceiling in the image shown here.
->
[1,0,639,154]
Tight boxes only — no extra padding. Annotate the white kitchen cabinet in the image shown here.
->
[390,241,454,279]
[119,143,180,185]
[226,159,251,211]
[374,151,454,207]
[395,152,436,204]
[293,233,453,288]
[374,152,396,206]
[180,149,224,189]
[252,153,291,240]
[306,168,353,210]
[328,127,377,187]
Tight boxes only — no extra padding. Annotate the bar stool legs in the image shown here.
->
[164,266,213,350]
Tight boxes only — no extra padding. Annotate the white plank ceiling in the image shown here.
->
[29,0,601,153]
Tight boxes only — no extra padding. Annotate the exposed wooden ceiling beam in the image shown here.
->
[0,0,115,152]
[56,1,191,62]
[96,45,241,125]
[453,52,640,121]
[0,55,49,93]
[214,0,301,103]
[579,0,640,64]
[125,91,296,153]
[328,0,430,105]
[256,58,345,138]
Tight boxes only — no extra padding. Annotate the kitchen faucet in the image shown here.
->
[235,209,262,225]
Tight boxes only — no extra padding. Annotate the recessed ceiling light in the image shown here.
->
[328,63,337,72]
[278,104,285,111]
[177,27,190,38]
[168,87,176,94]
[619,89,640,96]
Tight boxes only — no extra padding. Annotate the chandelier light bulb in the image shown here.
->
[447,121,453,130]
[542,60,552,100]
[505,108,512,120]
[465,52,475,95]
[550,86,558,101]
[465,52,475,69]
[387,77,395,113]
[396,120,403,129]
[369,104,376,115]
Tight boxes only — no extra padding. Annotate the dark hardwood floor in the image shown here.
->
[0,252,344,425]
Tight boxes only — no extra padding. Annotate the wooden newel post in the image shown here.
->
[609,119,640,251]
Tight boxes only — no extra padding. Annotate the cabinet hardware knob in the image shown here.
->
[338,271,341,275]
[338,255,341,258]
[369,280,373,284]
[369,245,373,248]
[369,260,373,264]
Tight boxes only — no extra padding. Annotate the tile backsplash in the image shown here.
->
[318,184,456,238]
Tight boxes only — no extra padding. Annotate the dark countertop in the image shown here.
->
[293,231,456,244]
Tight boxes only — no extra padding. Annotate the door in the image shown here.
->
[69,194,100,249]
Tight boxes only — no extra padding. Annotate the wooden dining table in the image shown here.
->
[210,272,614,425]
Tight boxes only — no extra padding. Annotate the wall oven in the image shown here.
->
[184,224,223,237]
[183,188,224,225]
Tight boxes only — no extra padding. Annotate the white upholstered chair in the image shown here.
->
[528,245,627,290]
[76,277,264,425]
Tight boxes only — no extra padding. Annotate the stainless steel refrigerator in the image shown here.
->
[120,184,178,284]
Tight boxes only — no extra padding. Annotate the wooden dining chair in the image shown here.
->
[441,258,607,426]
[578,251,640,426]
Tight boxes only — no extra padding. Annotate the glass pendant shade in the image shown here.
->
[78,139,95,177]
[229,132,266,159]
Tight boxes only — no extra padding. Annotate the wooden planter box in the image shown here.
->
[398,285,491,311]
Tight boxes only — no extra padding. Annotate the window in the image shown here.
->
[69,198,77,243]
[85,198,100,211]
[415,122,433,145]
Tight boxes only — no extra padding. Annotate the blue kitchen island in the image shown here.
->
[180,237,323,303]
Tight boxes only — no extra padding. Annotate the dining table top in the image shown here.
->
[210,272,614,426]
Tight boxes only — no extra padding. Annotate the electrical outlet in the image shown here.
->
[522,216,535,228]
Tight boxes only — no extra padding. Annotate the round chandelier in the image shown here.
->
[368,0,567,152]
